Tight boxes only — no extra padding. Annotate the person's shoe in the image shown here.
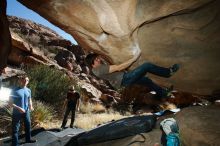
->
[60,126,65,131]
[70,125,73,128]
[26,139,37,143]
[170,64,180,75]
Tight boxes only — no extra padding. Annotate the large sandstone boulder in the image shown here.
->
[17,0,220,95]
[176,105,220,146]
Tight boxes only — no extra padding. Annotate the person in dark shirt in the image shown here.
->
[85,50,180,98]
[61,86,80,129]
[9,75,36,146]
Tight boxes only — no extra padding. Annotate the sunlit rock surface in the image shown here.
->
[8,16,66,67]
[17,0,220,94]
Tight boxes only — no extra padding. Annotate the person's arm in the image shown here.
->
[109,49,141,73]
[63,99,67,109]
[0,68,5,89]
[29,98,34,111]
[76,97,80,111]
[8,97,25,113]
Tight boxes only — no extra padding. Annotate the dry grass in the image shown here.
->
[38,110,130,130]
[36,119,62,129]
[73,103,130,130]
[33,103,131,131]
[75,112,128,130]
[80,102,106,114]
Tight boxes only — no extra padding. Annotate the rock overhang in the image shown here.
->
[17,0,220,94]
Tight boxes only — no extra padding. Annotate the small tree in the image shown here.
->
[25,65,73,104]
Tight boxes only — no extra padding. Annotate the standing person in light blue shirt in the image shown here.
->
[9,75,36,146]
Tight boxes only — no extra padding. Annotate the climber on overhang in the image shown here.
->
[85,50,180,99]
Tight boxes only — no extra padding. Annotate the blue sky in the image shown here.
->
[6,0,77,44]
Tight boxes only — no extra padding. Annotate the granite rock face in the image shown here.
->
[17,0,220,94]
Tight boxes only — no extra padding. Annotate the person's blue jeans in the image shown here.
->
[12,111,31,146]
[121,62,171,98]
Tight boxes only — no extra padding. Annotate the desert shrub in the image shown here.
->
[25,65,73,104]
[0,106,12,137]
[31,100,55,127]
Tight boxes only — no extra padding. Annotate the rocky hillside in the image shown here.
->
[5,16,119,106]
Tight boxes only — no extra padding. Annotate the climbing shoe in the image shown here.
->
[170,64,180,75]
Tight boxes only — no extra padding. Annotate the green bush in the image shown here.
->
[25,65,73,104]
[31,100,55,127]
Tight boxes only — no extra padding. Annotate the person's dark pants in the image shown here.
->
[12,112,31,146]
[121,62,171,98]
[61,107,76,128]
